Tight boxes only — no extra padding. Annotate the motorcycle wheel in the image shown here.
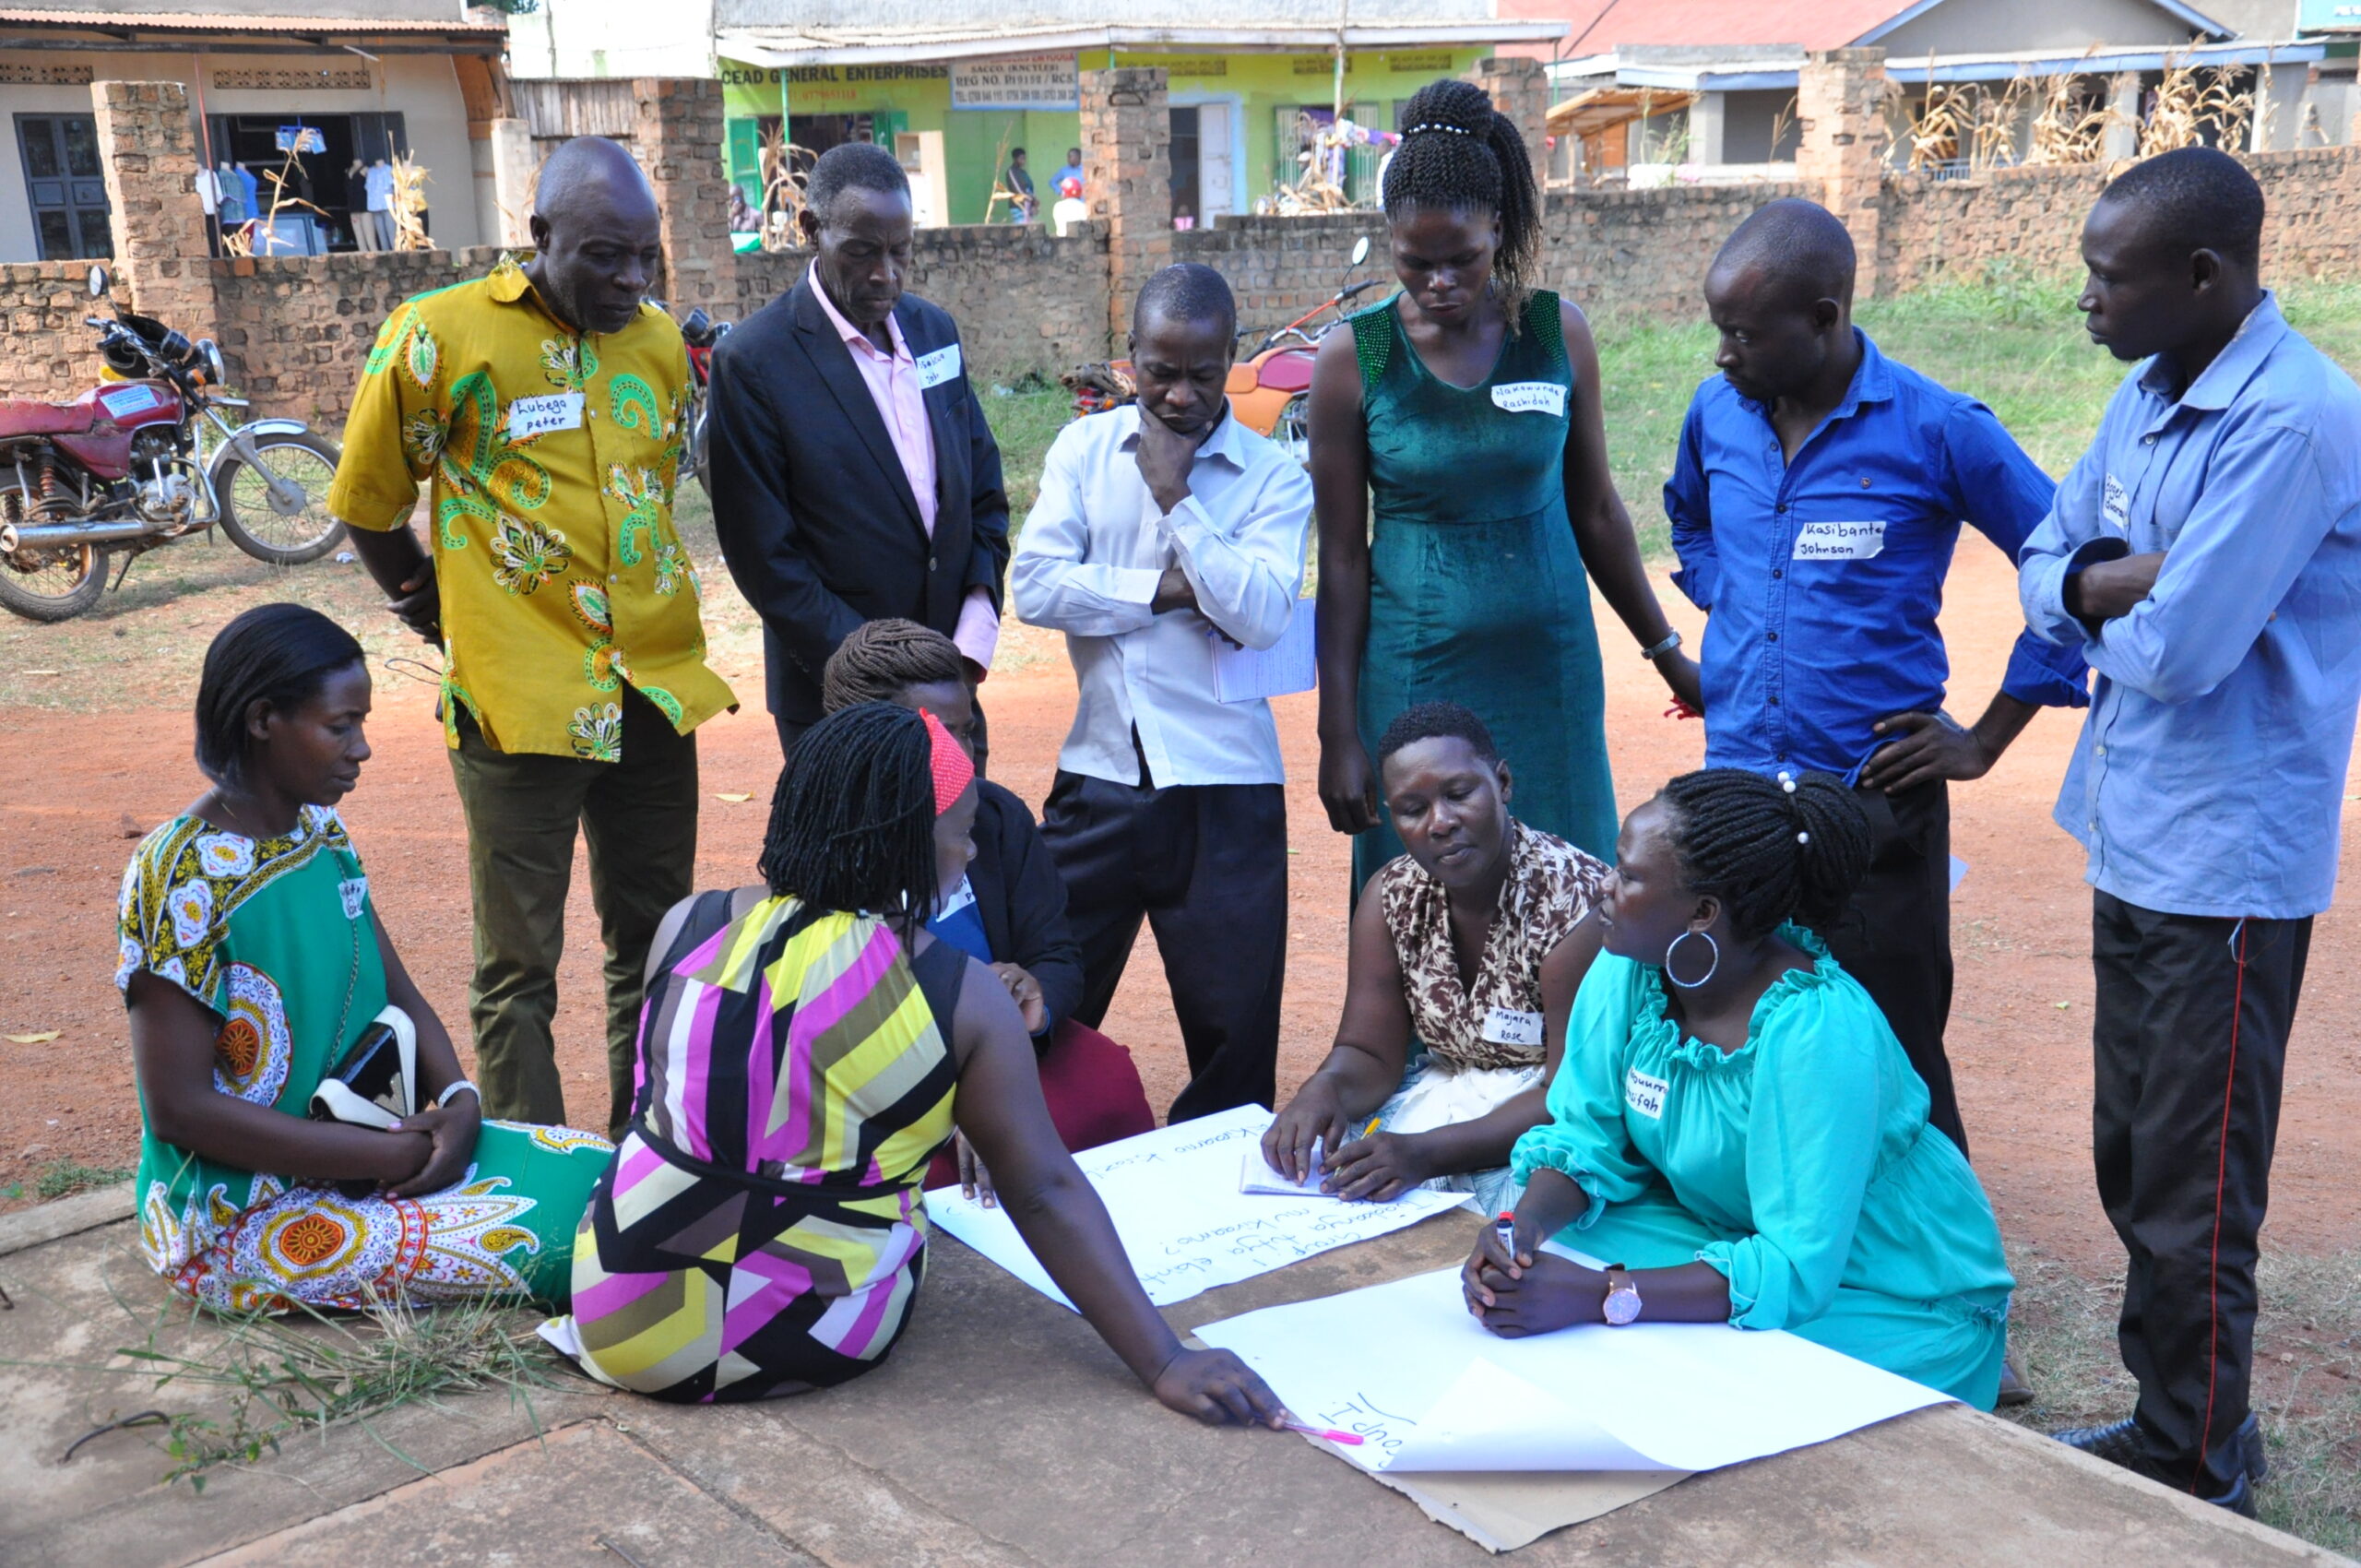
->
[691,404,713,499]
[1275,393,1311,466]
[0,479,107,623]
[216,430,345,565]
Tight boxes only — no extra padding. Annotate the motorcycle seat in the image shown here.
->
[1254,352,1316,395]
[0,399,99,439]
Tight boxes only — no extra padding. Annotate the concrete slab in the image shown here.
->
[2,1205,2348,1568]
[0,1221,614,1568]
[0,1181,133,1257]
[188,1420,823,1568]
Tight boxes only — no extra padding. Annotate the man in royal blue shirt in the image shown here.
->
[2020,149,2361,1515]
[1664,198,2088,1155]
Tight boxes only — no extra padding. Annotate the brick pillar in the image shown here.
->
[1080,66,1170,350]
[1467,56,1549,191]
[90,80,219,339]
[634,77,735,313]
[1796,48,1890,298]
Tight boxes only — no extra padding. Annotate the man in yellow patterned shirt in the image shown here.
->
[329,137,734,1134]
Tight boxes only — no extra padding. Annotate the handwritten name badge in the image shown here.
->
[338,875,369,921]
[1624,1065,1668,1120]
[2103,473,2130,529]
[917,343,963,389]
[1490,380,1567,417]
[1480,1005,1546,1048]
[506,392,584,441]
[1791,520,1886,562]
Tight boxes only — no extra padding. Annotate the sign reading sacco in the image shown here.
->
[950,53,1081,111]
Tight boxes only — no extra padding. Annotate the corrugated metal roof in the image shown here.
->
[0,8,505,32]
[718,19,1570,66]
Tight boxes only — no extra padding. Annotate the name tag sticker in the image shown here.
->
[338,876,369,921]
[2103,473,2130,529]
[1791,520,1887,562]
[506,392,584,441]
[1480,1006,1546,1048]
[1490,381,1567,417]
[100,385,164,418]
[917,343,963,389]
[1624,1066,1668,1121]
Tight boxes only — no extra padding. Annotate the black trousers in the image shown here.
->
[1038,765,1287,1122]
[2092,891,2309,1494]
[1821,780,1966,1153]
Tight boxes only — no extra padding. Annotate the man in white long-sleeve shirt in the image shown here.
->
[1014,264,1314,1120]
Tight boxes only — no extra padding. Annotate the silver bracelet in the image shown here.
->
[1641,629,1683,662]
[435,1078,480,1109]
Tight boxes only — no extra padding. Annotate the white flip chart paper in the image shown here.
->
[1195,1256,1952,1474]
[926,1104,1466,1310]
[1211,600,1317,704]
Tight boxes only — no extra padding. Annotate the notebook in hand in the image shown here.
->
[1240,1139,1334,1197]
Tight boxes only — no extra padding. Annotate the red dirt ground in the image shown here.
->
[4,551,2358,1281]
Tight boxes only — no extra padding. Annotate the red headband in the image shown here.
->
[920,707,974,817]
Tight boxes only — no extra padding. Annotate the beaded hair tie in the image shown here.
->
[1404,122,1474,137]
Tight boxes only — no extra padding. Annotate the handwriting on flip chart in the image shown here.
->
[927,1105,1468,1309]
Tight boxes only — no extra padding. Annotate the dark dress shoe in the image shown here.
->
[2054,1416,2143,1468]
[1995,1355,2034,1408]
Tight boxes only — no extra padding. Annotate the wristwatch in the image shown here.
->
[1601,1264,1643,1326]
[1640,630,1682,662]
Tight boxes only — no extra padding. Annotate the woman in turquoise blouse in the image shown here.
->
[1463,768,2013,1408]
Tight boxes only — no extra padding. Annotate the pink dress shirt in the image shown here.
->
[812,280,1000,671]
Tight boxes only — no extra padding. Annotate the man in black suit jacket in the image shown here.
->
[707,141,1010,758]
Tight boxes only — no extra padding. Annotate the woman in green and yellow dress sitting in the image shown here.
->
[117,604,611,1313]
[1464,768,2014,1407]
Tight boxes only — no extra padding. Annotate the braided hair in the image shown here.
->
[1657,767,1871,941]
[759,702,942,919]
[822,618,965,712]
[1381,78,1543,326]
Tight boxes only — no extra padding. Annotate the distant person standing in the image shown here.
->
[232,161,261,226]
[345,159,382,251]
[364,157,396,249]
[1662,198,2089,1156]
[1052,147,1085,194]
[194,161,225,255]
[1004,147,1037,221]
[1014,264,1313,1122]
[2022,148,2361,1516]
[1051,177,1087,237]
[706,141,1010,761]
[329,137,734,1137]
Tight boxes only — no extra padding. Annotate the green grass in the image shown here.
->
[32,1160,133,1202]
[1999,1241,2361,1552]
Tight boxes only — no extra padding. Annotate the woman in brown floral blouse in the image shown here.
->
[1263,703,1608,1211]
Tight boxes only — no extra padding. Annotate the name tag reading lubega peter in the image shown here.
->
[506,392,585,440]
[1490,381,1566,416]
[1791,520,1886,561]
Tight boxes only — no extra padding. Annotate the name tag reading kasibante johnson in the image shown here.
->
[1791,520,1886,562]
[917,343,963,389]
[1490,381,1567,417]
[506,392,585,441]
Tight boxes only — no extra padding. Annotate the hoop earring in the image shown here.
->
[1665,929,1720,990]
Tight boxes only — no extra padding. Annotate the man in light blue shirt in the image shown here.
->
[2020,148,2361,1515]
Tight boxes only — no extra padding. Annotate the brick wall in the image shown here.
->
[1880,148,2361,293]
[732,224,1112,386]
[0,264,111,392]
[210,247,509,428]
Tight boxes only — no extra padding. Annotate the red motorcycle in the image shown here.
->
[0,265,343,622]
[680,304,731,499]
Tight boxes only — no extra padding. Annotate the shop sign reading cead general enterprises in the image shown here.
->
[950,53,1080,111]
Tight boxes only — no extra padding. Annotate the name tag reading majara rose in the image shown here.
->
[1791,520,1887,562]
[506,392,585,441]
[917,343,963,389]
[1480,1005,1546,1048]
[1490,381,1567,417]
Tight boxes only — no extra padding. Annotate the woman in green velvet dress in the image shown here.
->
[1309,78,1703,893]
